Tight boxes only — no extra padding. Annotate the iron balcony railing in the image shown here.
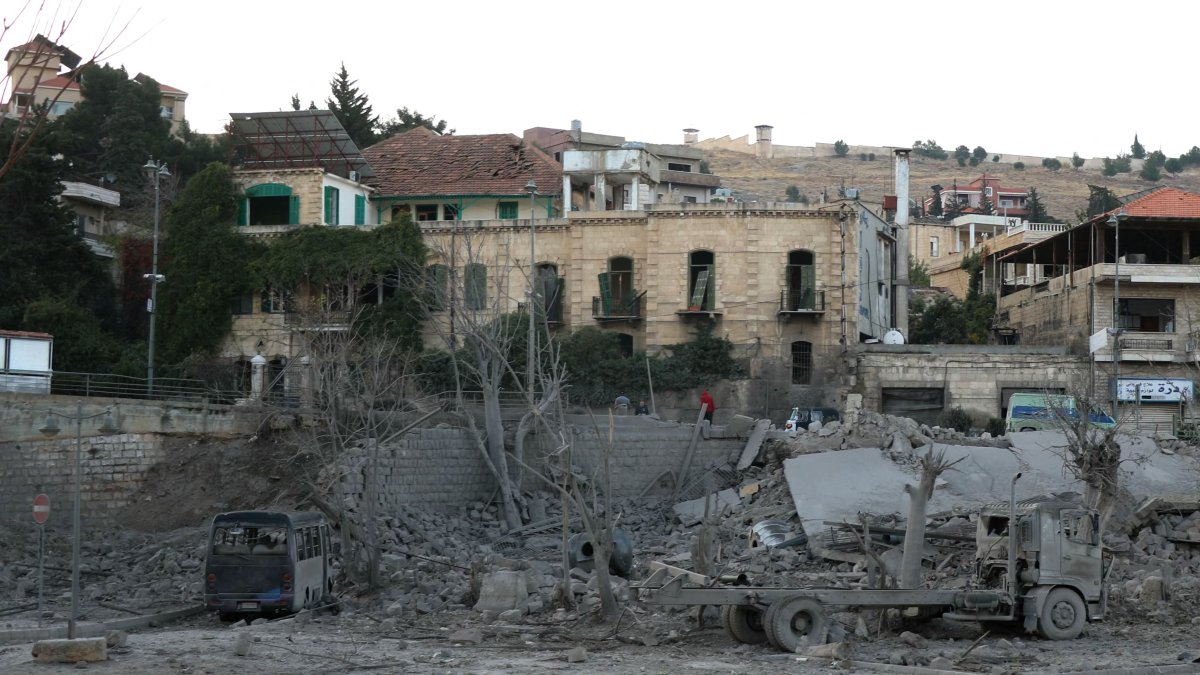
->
[779,288,826,313]
[1119,335,1174,351]
[592,292,645,320]
[23,371,211,402]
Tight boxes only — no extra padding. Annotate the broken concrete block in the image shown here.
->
[233,632,252,657]
[104,630,127,648]
[929,656,955,669]
[473,570,528,613]
[32,638,108,664]
[566,646,587,662]
[805,641,848,659]
[737,420,772,469]
[899,631,928,649]
[498,609,524,622]
[726,414,755,437]
[449,628,484,645]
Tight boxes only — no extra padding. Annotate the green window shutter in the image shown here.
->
[238,198,248,226]
[354,194,366,225]
[498,201,518,219]
[465,264,487,309]
[690,269,710,309]
[324,186,337,225]
[597,272,612,313]
[289,196,300,225]
[800,264,815,309]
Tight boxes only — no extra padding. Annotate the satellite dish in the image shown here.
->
[883,329,905,345]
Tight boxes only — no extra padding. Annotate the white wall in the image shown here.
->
[321,174,376,226]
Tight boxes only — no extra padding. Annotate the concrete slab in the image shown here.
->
[726,414,756,438]
[673,489,740,526]
[783,432,1196,529]
[736,420,772,469]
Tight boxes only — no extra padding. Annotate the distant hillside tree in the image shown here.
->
[913,140,948,160]
[1013,161,1025,171]
[1102,155,1132,176]
[1165,157,1183,174]
[977,187,994,215]
[785,185,803,202]
[1026,188,1054,223]
[326,63,379,149]
[929,185,943,217]
[1131,134,1146,159]
[972,146,988,162]
[1071,152,1085,169]
[833,139,849,156]
[1042,158,1062,171]
[954,144,970,167]
[1140,162,1161,181]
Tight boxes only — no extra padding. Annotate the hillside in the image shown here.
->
[705,150,1200,222]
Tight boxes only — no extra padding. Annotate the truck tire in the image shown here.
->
[721,605,767,644]
[1037,587,1085,640]
[764,596,827,653]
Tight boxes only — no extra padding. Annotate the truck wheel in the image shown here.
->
[764,596,827,653]
[721,605,767,644]
[1037,587,1085,640]
[1020,427,1036,432]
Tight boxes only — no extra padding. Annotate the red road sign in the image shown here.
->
[33,494,50,525]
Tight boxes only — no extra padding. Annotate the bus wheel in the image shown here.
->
[721,605,767,644]
[1037,587,1085,640]
[764,596,827,653]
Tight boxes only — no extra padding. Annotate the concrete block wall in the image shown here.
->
[340,421,745,512]
[0,433,165,527]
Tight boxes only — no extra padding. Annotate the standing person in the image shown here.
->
[699,390,716,422]
[614,393,631,415]
[634,399,649,416]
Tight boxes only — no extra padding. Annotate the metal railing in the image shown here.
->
[43,371,209,402]
[1119,336,1174,351]
[592,292,644,320]
[779,288,826,312]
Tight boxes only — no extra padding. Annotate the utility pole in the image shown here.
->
[526,179,538,401]
[143,159,170,396]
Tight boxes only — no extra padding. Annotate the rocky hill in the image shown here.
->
[705,149,1200,223]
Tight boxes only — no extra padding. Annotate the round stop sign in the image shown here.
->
[33,494,50,525]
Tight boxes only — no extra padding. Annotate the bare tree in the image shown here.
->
[899,446,963,589]
[1,2,139,180]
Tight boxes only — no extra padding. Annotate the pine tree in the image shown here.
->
[326,63,378,149]
[377,107,454,139]
[1026,188,1051,223]
[1131,134,1146,159]
[929,185,943,217]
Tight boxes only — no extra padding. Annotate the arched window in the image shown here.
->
[791,340,813,384]
[786,250,816,311]
[241,183,298,226]
[688,250,715,310]
[536,263,563,323]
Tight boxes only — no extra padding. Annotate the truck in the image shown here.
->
[635,475,1105,652]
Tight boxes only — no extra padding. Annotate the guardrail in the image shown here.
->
[44,371,209,402]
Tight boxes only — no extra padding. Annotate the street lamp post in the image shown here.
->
[525,178,538,401]
[143,159,170,396]
[1109,211,1124,420]
[38,403,119,639]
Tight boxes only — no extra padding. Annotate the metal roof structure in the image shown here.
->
[227,110,374,179]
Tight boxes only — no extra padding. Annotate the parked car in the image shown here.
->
[784,406,840,432]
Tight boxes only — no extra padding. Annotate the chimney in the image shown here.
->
[755,124,774,160]
[570,119,582,132]
[893,148,911,339]
[683,128,699,144]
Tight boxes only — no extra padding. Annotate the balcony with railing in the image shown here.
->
[592,291,645,321]
[60,181,121,207]
[779,288,826,314]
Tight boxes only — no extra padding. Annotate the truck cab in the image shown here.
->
[974,499,1105,633]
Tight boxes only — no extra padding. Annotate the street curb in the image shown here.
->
[0,605,206,644]
[800,656,1200,675]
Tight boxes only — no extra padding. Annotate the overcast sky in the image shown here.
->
[6,0,1193,159]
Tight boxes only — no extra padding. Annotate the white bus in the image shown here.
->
[204,511,337,619]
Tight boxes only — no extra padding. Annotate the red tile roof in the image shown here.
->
[363,128,562,197]
[1092,187,1200,223]
[15,74,80,93]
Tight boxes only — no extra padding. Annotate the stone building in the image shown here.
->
[994,186,1200,430]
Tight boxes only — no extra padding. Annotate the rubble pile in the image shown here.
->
[1106,497,1200,624]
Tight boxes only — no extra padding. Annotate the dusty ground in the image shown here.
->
[1,607,1197,674]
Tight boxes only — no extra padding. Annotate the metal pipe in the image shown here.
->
[893,149,911,337]
[1112,214,1121,421]
[1007,472,1022,600]
[526,180,538,402]
[70,400,82,639]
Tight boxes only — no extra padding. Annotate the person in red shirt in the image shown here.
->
[700,390,716,423]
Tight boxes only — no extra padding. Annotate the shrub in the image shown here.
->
[992,155,1000,162]
[913,140,948,160]
[859,153,868,161]
[1071,152,1084,168]
[834,140,849,156]
[1013,161,1025,170]
[939,406,973,433]
[1165,157,1183,174]
[1042,158,1062,171]
[986,417,1006,437]
[868,152,876,161]
[1140,163,1161,181]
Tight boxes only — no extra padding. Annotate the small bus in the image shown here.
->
[204,511,336,618]
[1006,393,1116,433]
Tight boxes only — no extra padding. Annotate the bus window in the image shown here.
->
[211,526,288,556]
